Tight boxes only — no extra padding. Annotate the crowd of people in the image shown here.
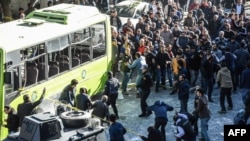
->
[3,0,250,141]
[108,0,250,140]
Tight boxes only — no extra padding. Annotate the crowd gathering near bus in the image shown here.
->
[2,0,250,141]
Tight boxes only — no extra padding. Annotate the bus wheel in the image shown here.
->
[60,111,91,128]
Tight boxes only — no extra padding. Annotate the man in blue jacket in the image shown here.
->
[147,100,174,141]
[109,114,126,141]
[240,61,250,104]
[178,74,190,113]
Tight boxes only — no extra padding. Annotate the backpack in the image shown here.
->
[109,78,119,94]
[234,109,246,125]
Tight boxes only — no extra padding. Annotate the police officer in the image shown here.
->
[139,64,153,117]
[104,71,120,118]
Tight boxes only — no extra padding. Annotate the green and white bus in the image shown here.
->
[0,3,112,139]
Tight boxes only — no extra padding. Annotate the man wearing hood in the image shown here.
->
[216,61,233,114]
[146,100,174,141]
[178,74,190,113]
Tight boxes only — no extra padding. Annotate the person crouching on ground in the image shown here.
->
[146,100,174,141]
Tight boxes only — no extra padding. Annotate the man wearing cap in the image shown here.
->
[139,64,153,117]
[17,88,46,127]
[110,9,122,31]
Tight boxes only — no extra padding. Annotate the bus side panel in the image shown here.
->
[105,16,112,73]
[8,56,109,114]
[0,48,8,140]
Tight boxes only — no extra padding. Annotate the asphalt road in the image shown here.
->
[113,71,246,141]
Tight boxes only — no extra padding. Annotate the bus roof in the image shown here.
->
[0,4,107,53]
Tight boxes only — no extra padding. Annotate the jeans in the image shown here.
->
[160,66,166,86]
[121,71,130,92]
[180,99,188,113]
[190,69,199,87]
[155,68,161,90]
[108,93,118,117]
[220,87,233,111]
[200,117,210,141]
[202,77,214,100]
[155,117,167,141]
[166,67,173,87]
[234,65,245,87]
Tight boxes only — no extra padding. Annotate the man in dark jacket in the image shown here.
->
[240,61,250,113]
[155,46,168,91]
[104,71,120,118]
[110,9,122,31]
[109,114,126,141]
[155,46,169,92]
[147,100,174,141]
[140,126,163,141]
[76,87,92,111]
[92,95,109,125]
[201,53,214,102]
[139,65,153,117]
[234,43,250,88]
[192,88,211,141]
[4,106,19,134]
[178,74,190,113]
[59,79,78,107]
[17,87,46,127]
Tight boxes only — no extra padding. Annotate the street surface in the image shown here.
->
[114,73,245,141]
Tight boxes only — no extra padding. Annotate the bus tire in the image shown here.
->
[60,111,91,128]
